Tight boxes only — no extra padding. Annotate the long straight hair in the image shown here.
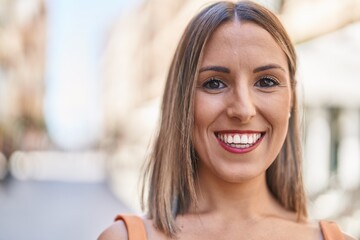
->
[142,1,307,237]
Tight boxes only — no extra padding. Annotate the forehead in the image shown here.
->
[201,21,288,70]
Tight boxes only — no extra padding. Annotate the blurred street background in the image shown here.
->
[0,0,359,239]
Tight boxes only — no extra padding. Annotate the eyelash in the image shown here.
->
[202,78,226,90]
[201,75,280,91]
[255,75,280,88]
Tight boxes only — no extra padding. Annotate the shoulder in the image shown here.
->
[97,221,128,240]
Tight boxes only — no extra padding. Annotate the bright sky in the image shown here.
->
[44,0,142,150]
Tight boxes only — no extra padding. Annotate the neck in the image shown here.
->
[193,168,283,220]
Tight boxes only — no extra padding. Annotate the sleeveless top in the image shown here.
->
[115,214,345,240]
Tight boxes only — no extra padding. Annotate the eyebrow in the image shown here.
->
[199,64,285,74]
[199,66,230,73]
[253,64,285,73]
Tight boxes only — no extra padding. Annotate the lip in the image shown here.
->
[215,130,265,154]
[216,130,264,134]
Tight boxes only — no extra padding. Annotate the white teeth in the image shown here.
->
[217,132,262,147]
[230,143,250,149]
[240,135,248,144]
[248,135,253,144]
[233,134,240,144]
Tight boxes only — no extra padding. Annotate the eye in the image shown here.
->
[255,76,279,88]
[202,78,226,90]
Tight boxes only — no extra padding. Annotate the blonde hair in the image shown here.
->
[142,1,307,237]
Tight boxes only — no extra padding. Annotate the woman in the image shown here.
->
[99,1,356,239]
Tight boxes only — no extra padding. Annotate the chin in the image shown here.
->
[215,166,265,183]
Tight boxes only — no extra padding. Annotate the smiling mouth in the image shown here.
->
[215,132,265,150]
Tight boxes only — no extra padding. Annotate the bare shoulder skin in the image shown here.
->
[97,221,128,240]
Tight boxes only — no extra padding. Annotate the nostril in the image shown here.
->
[226,94,256,121]
[226,106,256,122]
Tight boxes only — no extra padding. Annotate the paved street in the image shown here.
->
[0,177,131,240]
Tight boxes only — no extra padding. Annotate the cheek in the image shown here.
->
[193,94,206,143]
[193,94,208,160]
[258,91,291,138]
[194,93,224,132]
[262,90,291,117]
[194,95,206,130]
[193,93,224,154]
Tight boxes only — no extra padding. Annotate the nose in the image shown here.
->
[226,87,256,123]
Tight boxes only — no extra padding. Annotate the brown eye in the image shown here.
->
[203,78,226,90]
[255,76,279,88]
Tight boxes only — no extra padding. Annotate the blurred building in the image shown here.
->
[0,0,47,159]
[0,0,359,238]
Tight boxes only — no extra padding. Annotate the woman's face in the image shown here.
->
[193,21,292,183]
